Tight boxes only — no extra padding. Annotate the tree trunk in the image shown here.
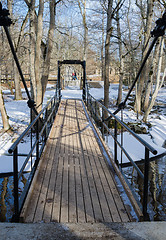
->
[143,38,161,111]
[116,2,123,105]
[83,0,87,61]
[29,0,36,102]
[127,0,136,85]
[101,10,105,81]
[78,0,88,61]
[35,0,44,111]
[143,37,165,122]
[8,0,22,100]
[135,0,154,114]
[104,0,113,112]
[40,0,56,102]
[13,64,22,100]
[0,73,10,131]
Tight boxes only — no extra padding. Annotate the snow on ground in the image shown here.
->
[0,84,57,173]
[108,132,165,164]
[62,89,82,99]
[0,82,165,173]
[89,82,166,164]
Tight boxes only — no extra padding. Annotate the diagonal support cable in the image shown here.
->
[0,3,39,117]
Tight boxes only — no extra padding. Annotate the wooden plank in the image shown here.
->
[82,102,133,222]
[77,101,113,222]
[60,100,69,222]
[76,102,104,223]
[68,100,77,223]
[86,127,122,222]
[78,101,131,222]
[74,102,95,223]
[73,100,86,223]
[83,121,122,222]
[91,135,130,222]
[22,99,137,224]
[51,102,67,222]
[42,103,66,223]
[85,138,113,222]
[87,119,131,222]
[33,106,64,222]
[24,114,61,222]
[82,102,130,222]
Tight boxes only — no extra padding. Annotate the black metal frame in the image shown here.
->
[58,60,86,101]
[85,85,157,221]
[8,85,60,222]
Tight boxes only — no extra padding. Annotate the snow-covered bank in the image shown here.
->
[0,83,165,173]
[89,83,166,147]
[108,132,165,165]
[0,85,56,173]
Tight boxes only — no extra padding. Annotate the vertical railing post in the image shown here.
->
[143,147,150,220]
[87,87,89,109]
[55,89,57,114]
[121,109,123,166]
[13,146,19,222]
[102,108,104,139]
[86,84,87,106]
[90,98,92,116]
[82,61,86,102]
[95,100,97,121]
[87,84,89,107]
[114,120,118,166]
[52,97,54,120]
[51,100,53,124]
[30,108,33,169]
[35,119,39,168]
[45,108,48,139]
[58,61,61,103]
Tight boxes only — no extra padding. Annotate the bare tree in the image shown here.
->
[8,0,23,100]
[35,0,44,110]
[116,0,123,105]
[104,0,113,112]
[24,0,62,112]
[101,9,105,81]
[78,0,88,61]
[28,0,37,102]
[143,37,165,122]
[0,71,10,131]
[143,38,161,111]
[135,0,154,114]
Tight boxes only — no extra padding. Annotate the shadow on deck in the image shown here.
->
[20,99,142,223]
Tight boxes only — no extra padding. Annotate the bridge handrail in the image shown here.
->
[84,84,158,220]
[9,95,56,153]
[89,92,157,155]
[8,84,61,222]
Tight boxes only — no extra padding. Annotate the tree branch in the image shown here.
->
[55,0,63,6]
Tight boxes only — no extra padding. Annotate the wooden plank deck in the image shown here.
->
[21,99,134,223]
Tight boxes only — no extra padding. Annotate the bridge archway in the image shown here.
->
[58,60,86,101]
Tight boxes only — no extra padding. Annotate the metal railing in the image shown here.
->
[8,85,61,222]
[84,83,157,221]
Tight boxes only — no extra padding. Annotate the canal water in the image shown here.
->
[123,155,166,221]
[0,173,29,222]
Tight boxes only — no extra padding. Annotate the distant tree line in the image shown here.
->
[0,0,165,130]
